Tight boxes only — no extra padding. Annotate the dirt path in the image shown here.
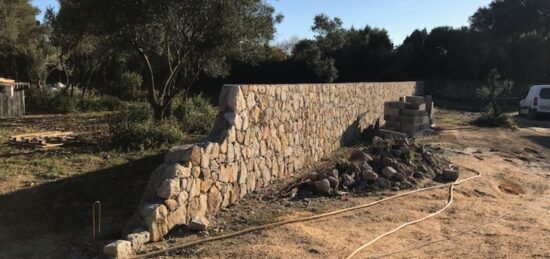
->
[142,111,550,259]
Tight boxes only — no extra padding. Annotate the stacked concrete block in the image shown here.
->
[383,95,434,137]
[110,82,425,257]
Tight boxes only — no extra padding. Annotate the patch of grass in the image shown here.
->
[0,111,203,192]
[439,117,469,126]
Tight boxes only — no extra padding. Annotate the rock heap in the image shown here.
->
[299,136,452,196]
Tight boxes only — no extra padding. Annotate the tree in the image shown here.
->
[0,0,46,83]
[477,69,514,117]
[64,0,282,120]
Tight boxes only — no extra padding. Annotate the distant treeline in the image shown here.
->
[1,0,549,112]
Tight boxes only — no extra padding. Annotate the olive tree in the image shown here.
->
[70,0,282,120]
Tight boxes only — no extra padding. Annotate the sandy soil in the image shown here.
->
[141,111,550,259]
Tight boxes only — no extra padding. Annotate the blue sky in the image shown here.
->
[32,0,492,45]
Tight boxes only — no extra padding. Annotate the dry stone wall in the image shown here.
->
[122,82,423,251]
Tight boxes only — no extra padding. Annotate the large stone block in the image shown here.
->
[104,240,132,259]
[165,144,202,165]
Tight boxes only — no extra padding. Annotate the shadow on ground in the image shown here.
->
[514,116,550,150]
[0,153,163,256]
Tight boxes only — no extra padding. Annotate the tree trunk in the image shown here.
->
[153,104,166,121]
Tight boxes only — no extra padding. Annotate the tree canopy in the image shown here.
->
[0,0,46,82]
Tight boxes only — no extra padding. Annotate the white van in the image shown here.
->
[519,85,550,118]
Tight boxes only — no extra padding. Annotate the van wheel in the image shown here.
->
[518,107,524,117]
[528,109,538,120]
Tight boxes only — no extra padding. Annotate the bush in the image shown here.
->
[78,93,122,112]
[472,107,518,129]
[117,71,144,101]
[26,87,77,113]
[26,87,122,113]
[173,94,217,135]
[110,103,187,151]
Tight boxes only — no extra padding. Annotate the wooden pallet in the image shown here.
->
[9,131,77,148]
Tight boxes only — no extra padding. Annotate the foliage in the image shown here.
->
[26,88,76,113]
[116,71,144,101]
[476,69,514,115]
[57,0,282,120]
[472,109,517,129]
[173,94,217,135]
[473,69,517,129]
[110,103,187,151]
[26,87,121,114]
[0,0,47,83]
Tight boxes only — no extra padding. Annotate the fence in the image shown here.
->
[0,83,27,118]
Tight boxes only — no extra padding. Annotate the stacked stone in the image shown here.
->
[383,95,434,137]
[105,82,424,258]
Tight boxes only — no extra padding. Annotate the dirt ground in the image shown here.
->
[1,110,549,258]
[139,110,550,259]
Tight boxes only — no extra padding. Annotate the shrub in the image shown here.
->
[117,71,144,101]
[472,107,518,129]
[173,94,217,135]
[110,103,187,151]
[473,69,517,129]
[26,87,77,113]
[78,93,122,112]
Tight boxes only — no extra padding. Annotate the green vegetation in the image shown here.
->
[3,0,550,120]
[110,96,217,151]
[473,70,518,129]
[26,88,121,114]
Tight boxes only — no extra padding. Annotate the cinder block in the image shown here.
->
[425,95,433,113]
[384,107,400,116]
[400,115,425,124]
[400,109,426,117]
[385,101,407,109]
[405,96,425,105]
[385,121,401,130]
[405,102,426,111]
[384,115,401,122]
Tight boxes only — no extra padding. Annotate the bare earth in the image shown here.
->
[142,111,550,259]
[1,110,549,258]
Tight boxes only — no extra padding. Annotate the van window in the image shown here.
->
[541,88,550,99]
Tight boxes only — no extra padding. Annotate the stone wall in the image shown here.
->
[126,82,423,245]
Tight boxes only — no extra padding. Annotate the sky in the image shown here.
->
[31,0,492,45]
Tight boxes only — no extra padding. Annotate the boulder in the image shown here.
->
[359,161,373,171]
[372,136,384,147]
[327,176,339,189]
[349,150,372,162]
[341,174,355,187]
[442,169,459,182]
[165,144,202,165]
[361,170,378,181]
[188,216,210,231]
[327,169,339,178]
[377,177,392,189]
[314,179,332,194]
[381,166,397,179]
[157,179,181,199]
[104,240,132,259]
[392,173,405,182]
[126,231,150,252]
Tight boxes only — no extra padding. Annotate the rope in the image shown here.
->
[130,169,480,259]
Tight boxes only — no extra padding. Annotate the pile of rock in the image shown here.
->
[384,95,434,137]
[300,136,453,195]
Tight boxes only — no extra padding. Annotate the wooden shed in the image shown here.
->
[0,78,28,118]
